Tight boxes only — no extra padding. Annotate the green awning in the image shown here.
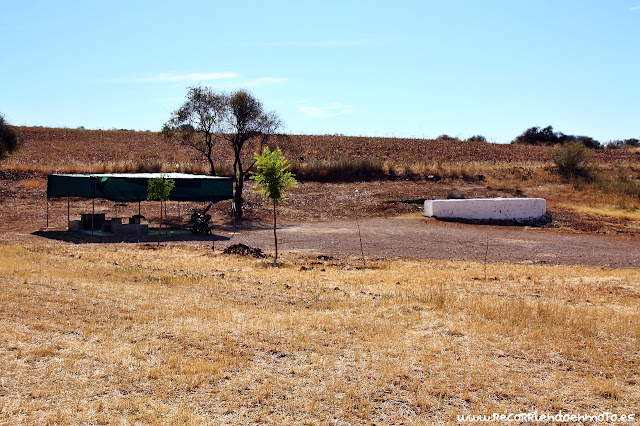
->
[47,173,233,202]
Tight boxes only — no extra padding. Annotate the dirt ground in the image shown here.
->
[236,217,640,269]
[1,177,638,269]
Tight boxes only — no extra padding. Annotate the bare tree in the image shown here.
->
[161,86,226,175]
[219,90,282,218]
[163,88,282,217]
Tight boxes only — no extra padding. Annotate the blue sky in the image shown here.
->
[1,0,638,143]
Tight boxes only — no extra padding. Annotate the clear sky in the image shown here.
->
[1,0,638,143]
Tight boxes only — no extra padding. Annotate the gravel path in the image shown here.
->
[224,217,640,269]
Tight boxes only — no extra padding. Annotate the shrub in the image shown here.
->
[513,126,600,148]
[467,135,487,143]
[0,114,20,160]
[513,126,559,146]
[607,140,625,149]
[551,141,593,180]
[560,134,601,149]
[608,138,639,148]
[436,134,459,142]
[594,173,640,199]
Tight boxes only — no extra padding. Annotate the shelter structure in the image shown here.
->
[46,173,233,232]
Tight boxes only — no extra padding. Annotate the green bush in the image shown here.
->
[0,114,20,160]
[467,135,487,143]
[551,141,593,180]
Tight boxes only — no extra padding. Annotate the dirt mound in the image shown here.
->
[223,243,265,258]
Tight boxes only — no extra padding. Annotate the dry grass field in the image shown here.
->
[0,241,638,424]
[1,127,639,424]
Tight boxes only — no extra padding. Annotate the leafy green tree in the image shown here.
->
[161,86,226,176]
[251,147,297,261]
[0,114,20,161]
[147,176,175,246]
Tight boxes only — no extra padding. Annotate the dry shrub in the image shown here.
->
[551,142,593,180]
[292,158,386,182]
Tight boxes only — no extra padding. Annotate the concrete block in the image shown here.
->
[424,198,547,221]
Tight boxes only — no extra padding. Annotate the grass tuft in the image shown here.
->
[291,158,386,182]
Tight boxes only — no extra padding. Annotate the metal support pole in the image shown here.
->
[46,199,49,228]
[232,202,236,235]
[66,179,70,230]
[92,197,95,237]
[91,179,95,236]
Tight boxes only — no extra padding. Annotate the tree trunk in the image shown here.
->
[273,201,278,261]
[157,201,163,247]
[233,157,244,219]
[205,133,216,176]
[233,185,243,219]
[207,156,216,176]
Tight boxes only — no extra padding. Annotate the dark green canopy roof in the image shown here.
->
[47,173,233,202]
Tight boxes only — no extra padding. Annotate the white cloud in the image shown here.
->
[299,102,353,118]
[630,5,640,11]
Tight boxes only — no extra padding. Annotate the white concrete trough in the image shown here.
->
[424,198,548,223]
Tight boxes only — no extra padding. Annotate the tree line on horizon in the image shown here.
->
[510,125,639,149]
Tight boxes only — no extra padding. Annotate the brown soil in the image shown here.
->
[1,175,638,269]
[1,127,638,268]
[8,127,638,172]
